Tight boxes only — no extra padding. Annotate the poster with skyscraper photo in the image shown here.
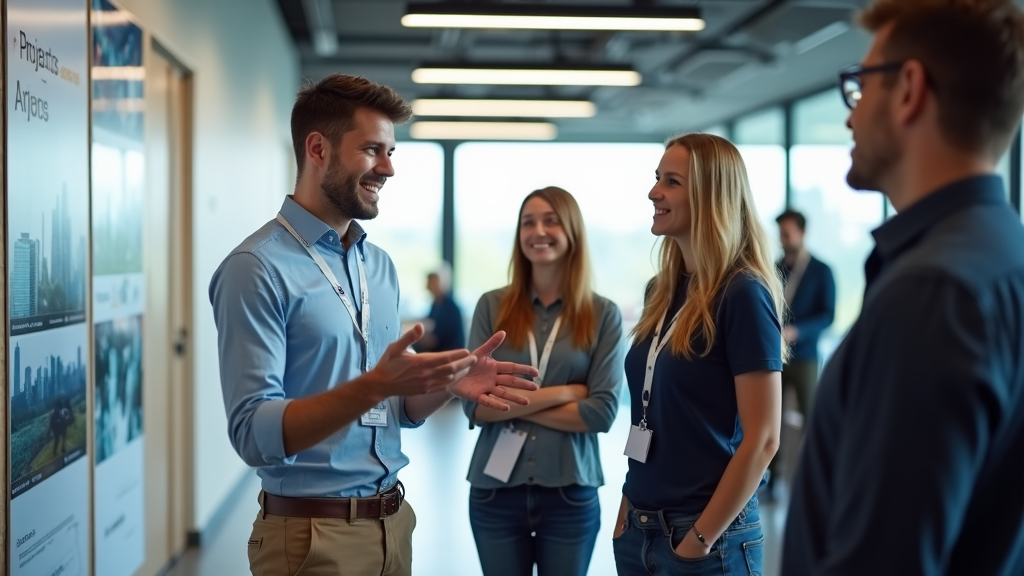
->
[6,0,90,574]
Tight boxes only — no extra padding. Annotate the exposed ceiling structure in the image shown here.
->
[274,0,871,141]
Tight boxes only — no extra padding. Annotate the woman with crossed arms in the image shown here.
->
[614,133,784,575]
[462,186,625,576]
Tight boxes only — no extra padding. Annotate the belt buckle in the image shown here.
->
[379,490,397,519]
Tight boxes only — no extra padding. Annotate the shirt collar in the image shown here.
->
[530,289,563,309]
[871,174,1006,262]
[280,195,367,253]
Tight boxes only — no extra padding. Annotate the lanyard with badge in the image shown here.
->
[624,309,680,463]
[276,213,389,427]
[483,316,563,482]
[784,249,812,306]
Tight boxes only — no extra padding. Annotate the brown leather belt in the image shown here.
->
[263,484,404,520]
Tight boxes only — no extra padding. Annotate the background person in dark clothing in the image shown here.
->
[783,1,1024,575]
[415,265,465,353]
[766,210,835,498]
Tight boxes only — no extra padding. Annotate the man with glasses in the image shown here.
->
[784,1,1024,575]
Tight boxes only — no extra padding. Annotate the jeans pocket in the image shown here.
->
[666,528,725,574]
[742,535,764,576]
[469,487,497,504]
[557,485,599,507]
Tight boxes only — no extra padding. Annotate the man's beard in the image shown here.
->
[321,161,381,221]
[846,103,899,192]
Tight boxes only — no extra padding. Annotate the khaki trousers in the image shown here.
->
[247,492,416,576]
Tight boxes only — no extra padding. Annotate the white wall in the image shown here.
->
[113,0,299,531]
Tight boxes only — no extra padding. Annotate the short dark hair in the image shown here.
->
[860,0,1024,159]
[776,210,807,231]
[290,74,413,174]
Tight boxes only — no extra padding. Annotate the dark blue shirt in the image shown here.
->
[623,273,783,514]
[784,176,1024,576]
[423,293,465,352]
[777,255,836,361]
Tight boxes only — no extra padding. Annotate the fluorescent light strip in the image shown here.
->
[92,66,145,81]
[402,14,704,32]
[412,67,640,86]
[410,121,557,141]
[412,99,596,118]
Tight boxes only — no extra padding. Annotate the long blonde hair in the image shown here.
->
[631,133,786,360]
[495,187,596,350]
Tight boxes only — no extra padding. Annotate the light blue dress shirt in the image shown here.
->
[209,196,420,498]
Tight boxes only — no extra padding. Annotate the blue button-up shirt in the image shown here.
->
[209,196,420,498]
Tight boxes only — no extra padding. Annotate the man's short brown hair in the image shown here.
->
[860,0,1024,159]
[290,74,413,173]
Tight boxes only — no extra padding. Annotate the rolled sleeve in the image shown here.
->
[210,252,295,468]
[399,397,426,428]
[577,300,624,433]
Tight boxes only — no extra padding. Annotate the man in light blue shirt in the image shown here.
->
[209,74,538,576]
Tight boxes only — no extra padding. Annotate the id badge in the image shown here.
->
[483,427,528,483]
[360,401,389,427]
[624,425,653,463]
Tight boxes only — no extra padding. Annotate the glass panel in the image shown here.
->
[454,143,665,334]
[702,124,729,138]
[735,108,787,259]
[791,90,885,360]
[359,142,444,321]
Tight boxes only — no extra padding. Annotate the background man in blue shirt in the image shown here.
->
[765,209,834,500]
[414,264,466,353]
[784,1,1024,574]
[210,74,538,576]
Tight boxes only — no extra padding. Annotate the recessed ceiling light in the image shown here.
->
[411,99,596,118]
[410,121,558,141]
[402,3,704,32]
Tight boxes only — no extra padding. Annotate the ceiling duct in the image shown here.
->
[744,4,853,50]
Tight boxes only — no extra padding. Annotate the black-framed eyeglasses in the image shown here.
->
[838,62,905,109]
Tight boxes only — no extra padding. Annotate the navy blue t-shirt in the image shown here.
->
[623,273,783,514]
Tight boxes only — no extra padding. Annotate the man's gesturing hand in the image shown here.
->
[449,331,540,410]
[368,324,477,399]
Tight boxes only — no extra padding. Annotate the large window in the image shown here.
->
[790,91,885,357]
[734,108,788,257]
[358,142,444,321]
[453,143,665,332]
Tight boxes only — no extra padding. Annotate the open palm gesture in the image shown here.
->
[449,331,539,410]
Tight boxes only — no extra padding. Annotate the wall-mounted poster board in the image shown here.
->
[6,0,91,574]
[91,2,147,574]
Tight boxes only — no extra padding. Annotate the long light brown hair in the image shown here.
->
[495,187,596,350]
[631,134,786,360]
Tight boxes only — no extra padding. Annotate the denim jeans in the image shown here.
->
[469,484,601,576]
[613,497,763,576]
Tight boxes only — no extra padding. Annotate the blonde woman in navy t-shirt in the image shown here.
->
[613,133,785,576]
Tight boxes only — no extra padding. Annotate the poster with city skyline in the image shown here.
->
[9,324,89,499]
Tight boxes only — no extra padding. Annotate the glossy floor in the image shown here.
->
[165,404,789,576]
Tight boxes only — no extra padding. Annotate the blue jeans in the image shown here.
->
[469,484,601,576]
[613,497,763,576]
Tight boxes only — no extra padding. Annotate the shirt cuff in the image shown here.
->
[253,398,297,466]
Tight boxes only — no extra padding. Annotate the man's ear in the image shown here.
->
[893,59,929,128]
[306,132,329,169]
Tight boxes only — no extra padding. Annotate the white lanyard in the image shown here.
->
[276,213,370,355]
[527,316,562,385]
[640,308,681,430]
[784,249,811,306]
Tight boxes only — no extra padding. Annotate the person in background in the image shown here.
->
[414,263,465,353]
[764,209,835,500]
[613,133,784,576]
[784,1,1024,574]
[209,74,538,576]
[463,186,624,576]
